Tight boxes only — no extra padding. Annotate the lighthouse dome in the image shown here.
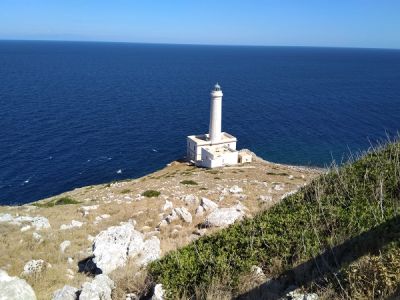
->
[213,83,221,91]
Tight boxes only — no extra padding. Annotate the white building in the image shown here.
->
[187,84,239,168]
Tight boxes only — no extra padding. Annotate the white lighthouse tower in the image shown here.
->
[209,83,223,143]
[186,83,240,168]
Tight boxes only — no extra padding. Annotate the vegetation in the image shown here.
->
[120,189,131,194]
[141,190,161,198]
[149,141,400,299]
[33,196,80,208]
[180,180,198,185]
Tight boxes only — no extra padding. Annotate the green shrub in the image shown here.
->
[180,180,198,185]
[33,196,80,208]
[141,190,160,198]
[120,189,131,194]
[149,142,400,298]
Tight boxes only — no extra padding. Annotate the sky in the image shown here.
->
[0,0,399,49]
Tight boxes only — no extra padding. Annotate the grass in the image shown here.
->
[141,190,161,198]
[33,196,80,208]
[120,189,131,194]
[149,141,400,299]
[266,172,289,176]
[180,180,198,185]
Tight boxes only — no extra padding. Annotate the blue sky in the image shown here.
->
[0,0,399,49]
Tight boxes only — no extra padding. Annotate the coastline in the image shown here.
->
[0,150,322,299]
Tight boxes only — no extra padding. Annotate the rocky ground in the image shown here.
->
[0,151,322,299]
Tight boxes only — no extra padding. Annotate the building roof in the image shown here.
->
[187,132,237,146]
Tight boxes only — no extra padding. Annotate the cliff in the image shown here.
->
[0,151,320,299]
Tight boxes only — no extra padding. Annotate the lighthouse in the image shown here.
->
[186,83,244,168]
[209,83,223,143]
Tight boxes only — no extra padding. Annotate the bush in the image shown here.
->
[33,196,80,207]
[141,190,161,198]
[180,180,198,185]
[149,141,400,298]
[120,189,131,194]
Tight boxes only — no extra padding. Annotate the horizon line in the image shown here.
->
[1,38,400,51]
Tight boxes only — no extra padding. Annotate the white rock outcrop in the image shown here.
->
[200,197,218,211]
[151,283,165,300]
[52,285,78,300]
[22,259,46,276]
[0,214,51,230]
[195,205,204,217]
[60,220,84,230]
[203,206,245,227]
[0,270,36,300]
[137,236,161,266]
[258,195,272,202]
[174,207,192,223]
[60,240,71,253]
[92,223,160,274]
[229,185,243,194]
[285,290,318,300]
[162,200,173,211]
[79,274,115,300]
[182,194,198,205]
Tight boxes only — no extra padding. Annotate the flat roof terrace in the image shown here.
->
[187,132,237,146]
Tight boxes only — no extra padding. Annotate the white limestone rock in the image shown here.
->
[32,232,43,242]
[94,214,110,224]
[0,269,36,300]
[0,213,13,223]
[22,259,46,276]
[79,274,114,300]
[174,207,192,223]
[162,200,173,211]
[92,223,144,274]
[151,283,165,300]
[229,185,243,194]
[182,194,198,205]
[15,216,51,230]
[203,207,245,227]
[258,195,273,202]
[137,236,161,266]
[21,225,31,232]
[195,205,204,217]
[60,220,84,230]
[284,290,318,300]
[165,209,178,224]
[200,197,218,211]
[52,285,78,300]
[60,240,71,253]
[274,184,284,191]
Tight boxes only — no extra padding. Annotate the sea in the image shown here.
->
[1,41,399,205]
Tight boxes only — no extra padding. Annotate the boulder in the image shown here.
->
[137,236,161,266]
[60,240,71,253]
[200,197,218,211]
[165,210,179,224]
[284,289,318,300]
[79,274,114,300]
[22,259,46,276]
[203,207,245,227]
[0,213,13,222]
[92,223,144,274]
[52,285,78,300]
[258,195,272,202]
[174,207,192,223]
[14,216,51,230]
[195,205,204,217]
[181,195,198,205]
[162,200,173,211]
[32,232,43,242]
[151,284,165,300]
[0,270,36,300]
[229,185,243,194]
[60,220,84,230]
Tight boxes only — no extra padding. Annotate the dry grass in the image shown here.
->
[0,155,321,299]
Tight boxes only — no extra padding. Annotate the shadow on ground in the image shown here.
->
[236,215,400,300]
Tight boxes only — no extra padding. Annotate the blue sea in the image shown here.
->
[1,41,399,205]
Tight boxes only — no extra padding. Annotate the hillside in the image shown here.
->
[0,151,320,299]
[149,142,400,299]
